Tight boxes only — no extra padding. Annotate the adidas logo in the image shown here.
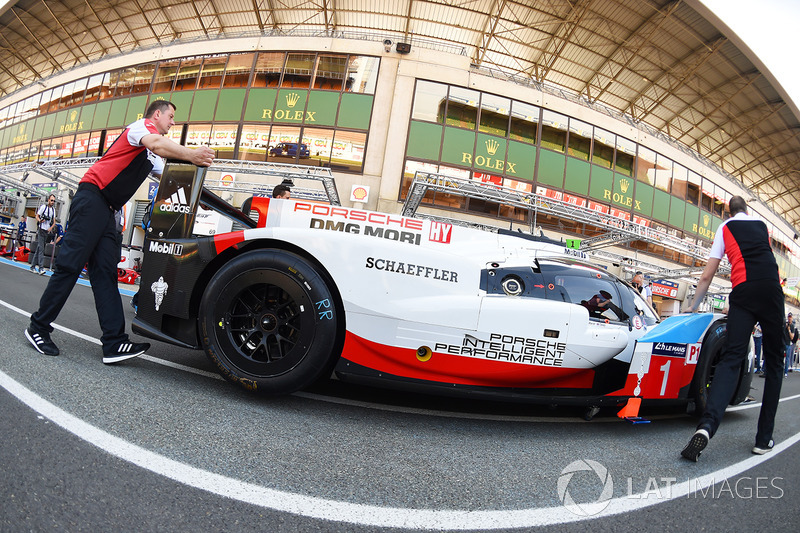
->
[159,187,192,213]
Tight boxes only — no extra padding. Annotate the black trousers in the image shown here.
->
[30,186,128,355]
[699,278,785,447]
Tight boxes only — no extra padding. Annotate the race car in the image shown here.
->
[133,162,754,414]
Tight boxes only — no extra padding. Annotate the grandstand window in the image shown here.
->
[58,79,87,109]
[567,118,592,161]
[346,55,379,94]
[43,86,62,113]
[223,53,255,88]
[591,128,614,168]
[238,124,271,162]
[301,127,334,167]
[509,101,539,144]
[198,56,227,90]
[209,123,237,159]
[153,60,179,93]
[84,73,108,103]
[541,110,567,153]
[615,137,635,177]
[329,129,366,172]
[687,171,701,205]
[478,93,510,137]
[267,125,301,160]
[412,80,447,123]
[445,86,479,130]
[253,52,285,87]
[185,123,211,149]
[635,146,657,184]
[283,53,315,89]
[314,54,347,91]
[104,129,123,152]
[176,58,203,91]
[131,63,156,95]
[72,132,90,158]
[671,163,688,199]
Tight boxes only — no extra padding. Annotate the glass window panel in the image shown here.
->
[283,53,315,88]
[635,145,657,183]
[700,179,714,211]
[445,86,479,130]
[346,55,378,94]
[104,70,121,100]
[687,171,701,205]
[653,154,672,192]
[412,80,447,123]
[615,137,635,177]
[330,130,366,172]
[18,94,41,122]
[115,67,139,97]
[58,79,87,109]
[401,159,441,201]
[199,56,227,90]
[72,132,90,158]
[478,93,510,136]
[238,124,271,161]
[591,128,614,168]
[165,123,183,144]
[131,63,156,94]
[87,131,102,157]
[314,54,347,91]
[509,101,539,144]
[567,118,592,161]
[267,126,301,161]
[104,128,123,152]
[301,127,333,167]
[209,124,237,159]
[176,58,203,91]
[541,110,568,153]
[153,60,180,93]
[186,123,212,149]
[253,52,285,87]
[671,163,688,200]
[84,74,107,103]
[223,53,254,88]
[45,86,63,113]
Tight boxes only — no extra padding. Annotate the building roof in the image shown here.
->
[1,0,799,229]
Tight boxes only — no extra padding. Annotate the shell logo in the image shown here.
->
[352,187,368,201]
[221,174,234,187]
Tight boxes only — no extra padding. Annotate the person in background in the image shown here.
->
[681,195,784,461]
[272,183,291,199]
[632,271,653,307]
[24,99,214,363]
[784,313,797,377]
[11,214,26,260]
[30,194,56,275]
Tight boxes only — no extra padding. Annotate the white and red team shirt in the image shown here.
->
[709,211,779,288]
[80,118,161,210]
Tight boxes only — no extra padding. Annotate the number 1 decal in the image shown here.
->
[659,360,671,396]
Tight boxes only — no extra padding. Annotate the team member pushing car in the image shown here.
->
[25,100,214,363]
[681,196,784,461]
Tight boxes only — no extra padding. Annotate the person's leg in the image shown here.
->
[754,337,762,372]
[35,229,47,269]
[86,212,128,355]
[755,285,785,448]
[30,191,106,334]
[698,302,755,437]
[784,345,792,376]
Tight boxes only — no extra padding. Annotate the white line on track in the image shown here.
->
[2,295,800,529]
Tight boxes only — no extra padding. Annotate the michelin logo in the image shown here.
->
[149,241,183,255]
[160,187,191,213]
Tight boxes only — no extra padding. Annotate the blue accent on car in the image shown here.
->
[638,313,716,344]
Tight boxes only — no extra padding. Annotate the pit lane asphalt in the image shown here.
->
[1,258,799,532]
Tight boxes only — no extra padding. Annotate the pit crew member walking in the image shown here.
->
[24,100,214,363]
[681,196,784,461]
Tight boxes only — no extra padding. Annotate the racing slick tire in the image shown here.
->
[689,320,736,416]
[199,249,342,395]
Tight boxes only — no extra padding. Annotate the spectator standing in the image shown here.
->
[30,194,56,274]
[784,313,797,377]
[681,196,784,461]
[272,183,291,199]
[24,99,214,363]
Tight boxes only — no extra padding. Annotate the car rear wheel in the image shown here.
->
[199,249,342,395]
[689,320,732,415]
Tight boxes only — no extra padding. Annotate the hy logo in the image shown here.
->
[159,187,191,213]
[286,92,300,108]
[619,178,630,194]
[485,138,499,156]
[557,459,614,516]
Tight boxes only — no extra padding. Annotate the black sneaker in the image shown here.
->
[25,327,60,356]
[681,428,710,462]
[752,440,774,455]
[103,341,150,364]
